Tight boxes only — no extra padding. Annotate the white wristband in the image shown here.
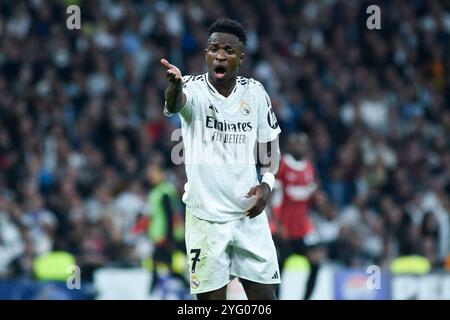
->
[261,172,275,191]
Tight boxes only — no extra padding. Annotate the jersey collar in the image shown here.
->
[285,154,308,171]
[205,73,238,99]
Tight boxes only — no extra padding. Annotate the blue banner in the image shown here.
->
[334,270,391,300]
[0,279,95,300]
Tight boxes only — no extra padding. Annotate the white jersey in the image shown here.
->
[165,73,281,222]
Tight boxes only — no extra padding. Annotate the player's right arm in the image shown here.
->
[160,58,186,114]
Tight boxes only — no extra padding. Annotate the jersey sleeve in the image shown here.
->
[163,75,195,123]
[254,82,281,143]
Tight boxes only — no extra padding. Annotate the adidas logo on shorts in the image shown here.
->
[272,271,279,280]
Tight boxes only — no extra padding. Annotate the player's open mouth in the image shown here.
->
[214,66,226,79]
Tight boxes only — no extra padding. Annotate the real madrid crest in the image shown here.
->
[191,274,200,289]
[240,101,251,115]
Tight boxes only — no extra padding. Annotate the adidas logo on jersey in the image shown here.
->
[209,105,219,113]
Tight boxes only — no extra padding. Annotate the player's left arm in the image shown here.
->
[245,136,281,218]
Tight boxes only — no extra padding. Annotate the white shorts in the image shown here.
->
[185,209,281,294]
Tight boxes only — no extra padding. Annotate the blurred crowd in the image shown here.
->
[0,0,449,282]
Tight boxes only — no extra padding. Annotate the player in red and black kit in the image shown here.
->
[270,132,324,300]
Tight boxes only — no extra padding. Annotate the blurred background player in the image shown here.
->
[271,132,325,300]
[146,162,186,294]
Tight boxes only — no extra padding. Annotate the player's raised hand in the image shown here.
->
[245,184,271,219]
[161,59,183,85]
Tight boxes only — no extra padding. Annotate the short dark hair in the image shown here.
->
[208,18,247,45]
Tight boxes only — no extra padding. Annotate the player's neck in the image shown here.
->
[208,74,236,97]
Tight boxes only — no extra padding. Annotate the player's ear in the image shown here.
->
[239,52,245,66]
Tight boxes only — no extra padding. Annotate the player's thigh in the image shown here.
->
[239,278,277,300]
[196,285,227,300]
[185,210,233,293]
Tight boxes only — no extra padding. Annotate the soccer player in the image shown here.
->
[160,18,281,300]
[146,163,186,294]
[271,132,323,300]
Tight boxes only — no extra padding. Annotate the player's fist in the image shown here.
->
[161,59,182,84]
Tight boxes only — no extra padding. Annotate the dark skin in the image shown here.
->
[160,32,245,108]
[289,133,309,161]
[161,32,280,300]
[196,279,277,300]
[204,32,244,97]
